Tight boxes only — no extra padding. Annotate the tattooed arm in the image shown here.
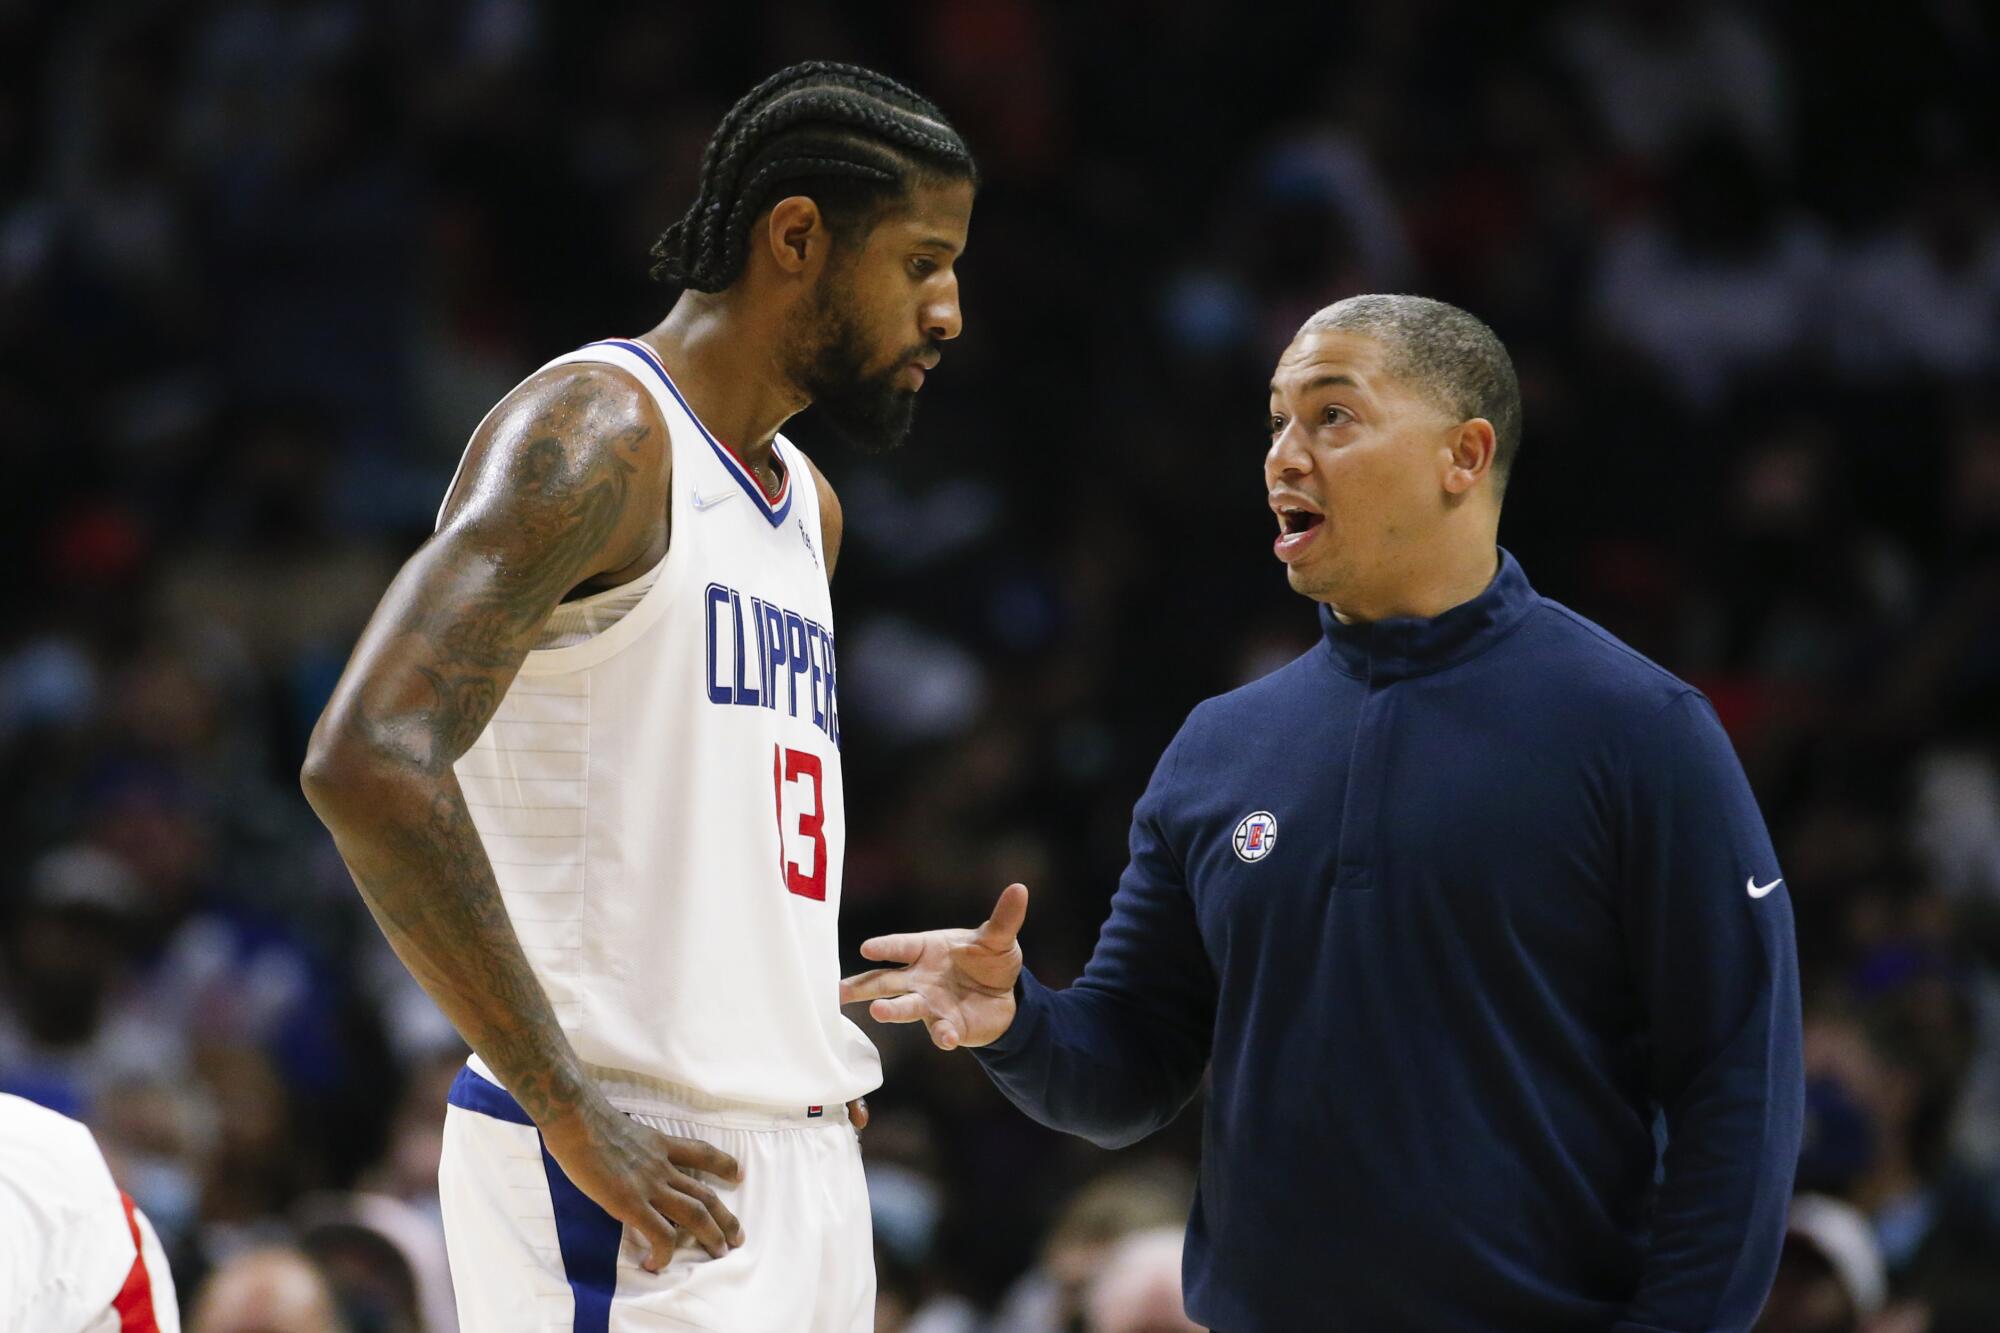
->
[301,364,742,1269]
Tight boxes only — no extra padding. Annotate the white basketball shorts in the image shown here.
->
[439,1060,874,1333]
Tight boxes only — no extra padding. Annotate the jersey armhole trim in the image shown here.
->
[513,566,679,675]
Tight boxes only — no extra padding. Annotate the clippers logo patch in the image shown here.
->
[1232,811,1278,863]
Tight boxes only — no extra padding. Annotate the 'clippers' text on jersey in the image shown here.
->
[705,583,841,747]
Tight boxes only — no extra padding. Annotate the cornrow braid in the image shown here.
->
[650,62,976,292]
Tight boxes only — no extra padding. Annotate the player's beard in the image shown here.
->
[794,272,923,455]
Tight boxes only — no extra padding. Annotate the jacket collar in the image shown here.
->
[1319,548,1536,681]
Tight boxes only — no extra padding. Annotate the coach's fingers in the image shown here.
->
[857,932,930,965]
[972,883,1029,949]
[869,992,936,1024]
[663,1137,742,1185]
[631,1204,681,1274]
[927,1014,961,1050]
[947,937,1025,975]
[840,967,917,1005]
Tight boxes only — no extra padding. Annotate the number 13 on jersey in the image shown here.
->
[773,745,827,900]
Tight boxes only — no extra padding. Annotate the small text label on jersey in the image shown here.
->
[692,486,737,511]
[1747,876,1783,899]
[1233,811,1278,863]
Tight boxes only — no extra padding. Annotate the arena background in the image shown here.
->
[4,1,1999,1329]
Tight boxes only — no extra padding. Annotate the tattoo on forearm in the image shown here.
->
[351,783,586,1122]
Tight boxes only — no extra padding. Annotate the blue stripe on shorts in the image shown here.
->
[448,1064,624,1331]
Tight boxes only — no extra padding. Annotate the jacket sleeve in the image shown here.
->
[1614,691,1804,1333]
[972,728,1218,1149]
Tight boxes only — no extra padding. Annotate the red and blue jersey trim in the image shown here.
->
[589,337,793,528]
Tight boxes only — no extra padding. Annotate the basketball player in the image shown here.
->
[1,1093,180,1332]
[301,63,974,1332]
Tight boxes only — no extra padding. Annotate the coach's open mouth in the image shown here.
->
[1271,494,1326,562]
[1278,507,1323,537]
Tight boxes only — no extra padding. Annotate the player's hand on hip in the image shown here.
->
[839,882,1027,1050]
[539,1096,744,1272]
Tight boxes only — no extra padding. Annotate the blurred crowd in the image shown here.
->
[3,0,1999,1329]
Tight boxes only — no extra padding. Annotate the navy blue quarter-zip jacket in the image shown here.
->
[975,551,1803,1333]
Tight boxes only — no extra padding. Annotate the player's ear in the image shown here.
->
[765,196,825,277]
[1442,418,1497,496]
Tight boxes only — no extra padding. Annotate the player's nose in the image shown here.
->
[923,277,962,342]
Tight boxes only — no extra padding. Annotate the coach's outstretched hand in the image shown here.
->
[840,883,1028,1050]
[540,1097,744,1272]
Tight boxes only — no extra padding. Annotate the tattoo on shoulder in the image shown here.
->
[430,378,650,667]
[373,374,653,773]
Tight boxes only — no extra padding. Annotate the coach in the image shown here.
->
[843,295,1804,1332]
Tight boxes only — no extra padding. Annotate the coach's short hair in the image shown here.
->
[1301,295,1523,491]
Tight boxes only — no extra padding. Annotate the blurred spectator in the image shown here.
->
[357,1051,459,1222]
[863,1108,980,1333]
[189,1246,346,1333]
[1555,0,1788,165]
[1826,158,2000,385]
[1084,1227,1202,1333]
[198,1044,312,1256]
[989,1165,1194,1333]
[1755,1193,1886,1333]
[91,1072,219,1295]
[1800,996,2000,1300]
[296,1191,453,1333]
[1588,131,1829,409]
[0,843,185,1115]
[1913,751,2000,907]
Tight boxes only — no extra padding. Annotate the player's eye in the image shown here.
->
[1323,404,1351,426]
[909,257,937,278]
[1268,414,1286,437]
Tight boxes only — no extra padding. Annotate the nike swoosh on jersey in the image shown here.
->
[1747,876,1783,898]
[691,486,737,511]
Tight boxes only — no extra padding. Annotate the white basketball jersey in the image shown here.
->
[1,1094,178,1333]
[439,337,880,1107]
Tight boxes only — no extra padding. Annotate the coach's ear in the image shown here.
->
[1442,418,1497,497]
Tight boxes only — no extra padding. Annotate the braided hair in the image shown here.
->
[650,62,976,292]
